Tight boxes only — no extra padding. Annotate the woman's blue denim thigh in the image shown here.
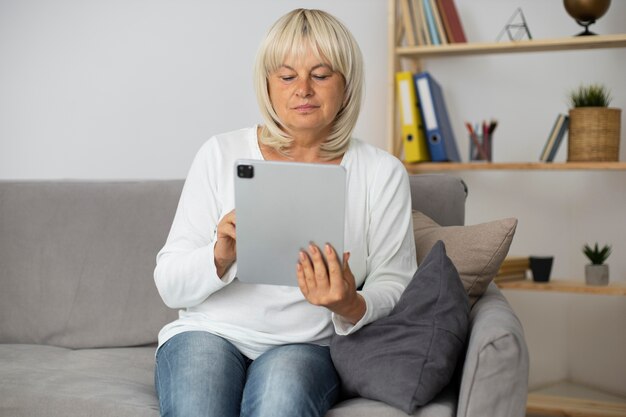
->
[155,331,248,417]
[155,332,339,417]
[241,343,340,417]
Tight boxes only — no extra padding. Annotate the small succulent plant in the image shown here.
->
[582,242,612,265]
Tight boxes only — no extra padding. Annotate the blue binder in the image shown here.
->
[414,72,460,162]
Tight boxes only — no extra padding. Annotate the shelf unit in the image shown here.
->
[526,381,626,417]
[396,33,626,58]
[498,279,626,296]
[387,1,626,415]
[500,281,626,417]
[404,161,626,173]
[386,0,626,162]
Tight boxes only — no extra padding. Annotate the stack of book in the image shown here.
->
[495,256,529,283]
[399,0,467,47]
[539,114,569,162]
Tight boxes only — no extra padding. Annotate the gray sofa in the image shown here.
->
[0,175,528,417]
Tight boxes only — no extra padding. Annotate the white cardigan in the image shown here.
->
[154,126,417,359]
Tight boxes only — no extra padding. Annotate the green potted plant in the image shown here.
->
[567,83,621,162]
[582,242,612,286]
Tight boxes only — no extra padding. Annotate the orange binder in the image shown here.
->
[396,71,430,162]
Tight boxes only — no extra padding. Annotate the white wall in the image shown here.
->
[0,0,388,179]
[1,0,625,398]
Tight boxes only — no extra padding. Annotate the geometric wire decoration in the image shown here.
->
[496,8,533,42]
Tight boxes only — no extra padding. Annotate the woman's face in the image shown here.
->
[268,48,346,141]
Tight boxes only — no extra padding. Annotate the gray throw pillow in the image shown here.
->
[330,240,469,414]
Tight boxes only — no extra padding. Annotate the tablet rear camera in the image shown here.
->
[238,165,254,178]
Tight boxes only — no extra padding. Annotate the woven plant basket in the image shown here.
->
[568,107,621,162]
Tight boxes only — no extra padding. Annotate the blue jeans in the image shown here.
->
[155,331,340,417]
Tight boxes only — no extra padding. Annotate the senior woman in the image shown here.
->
[153,8,417,417]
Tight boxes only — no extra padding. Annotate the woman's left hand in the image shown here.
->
[297,243,366,324]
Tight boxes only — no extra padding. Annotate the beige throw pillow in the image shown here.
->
[412,211,518,306]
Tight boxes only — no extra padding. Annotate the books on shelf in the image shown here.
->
[500,256,530,268]
[495,256,529,283]
[430,0,448,45]
[436,0,467,43]
[414,0,432,45]
[495,272,527,283]
[399,0,466,46]
[414,0,430,45]
[399,0,418,46]
[422,0,441,45]
[540,114,569,162]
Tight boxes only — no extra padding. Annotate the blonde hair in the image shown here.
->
[253,9,364,161]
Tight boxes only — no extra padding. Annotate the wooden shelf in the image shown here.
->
[527,380,626,417]
[404,162,626,173]
[498,279,626,296]
[397,34,626,58]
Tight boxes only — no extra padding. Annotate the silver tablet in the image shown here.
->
[234,159,346,286]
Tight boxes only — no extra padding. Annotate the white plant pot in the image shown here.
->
[585,264,609,286]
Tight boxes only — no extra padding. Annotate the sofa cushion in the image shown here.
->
[412,211,517,306]
[0,344,159,417]
[327,383,456,417]
[330,241,469,414]
[0,181,181,348]
[0,343,458,417]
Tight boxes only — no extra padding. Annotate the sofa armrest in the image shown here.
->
[456,282,529,417]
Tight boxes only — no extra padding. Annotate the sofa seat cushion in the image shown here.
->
[327,382,456,417]
[0,344,159,417]
[0,343,458,417]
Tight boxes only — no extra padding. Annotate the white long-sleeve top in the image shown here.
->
[154,126,417,359]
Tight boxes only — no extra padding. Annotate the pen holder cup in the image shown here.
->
[469,133,492,162]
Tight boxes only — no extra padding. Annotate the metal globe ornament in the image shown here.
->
[563,0,612,36]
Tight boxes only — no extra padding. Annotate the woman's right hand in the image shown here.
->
[214,209,237,278]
